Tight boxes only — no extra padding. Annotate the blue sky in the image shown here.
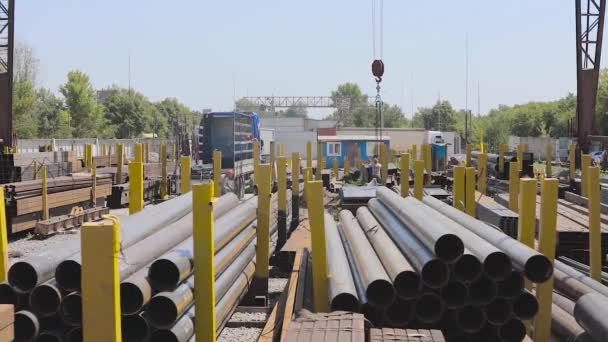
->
[15,1,598,119]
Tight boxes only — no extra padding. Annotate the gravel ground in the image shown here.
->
[218,328,263,342]
[8,207,132,263]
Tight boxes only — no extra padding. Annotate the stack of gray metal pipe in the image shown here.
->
[325,187,556,341]
[1,193,243,341]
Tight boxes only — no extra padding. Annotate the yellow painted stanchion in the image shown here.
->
[413,160,424,200]
[509,162,520,212]
[465,144,472,166]
[160,144,168,199]
[292,152,300,192]
[589,166,602,280]
[107,145,112,168]
[306,180,329,312]
[517,144,524,171]
[302,168,310,203]
[42,166,49,220]
[332,157,339,180]
[253,140,260,185]
[102,144,107,160]
[135,144,143,163]
[277,156,288,248]
[425,144,432,184]
[412,144,418,162]
[12,146,17,154]
[254,164,271,295]
[83,144,89,169]
[569,143,576,180]
[465,167,476,216]
[180,156,191,194]
[498,144,505,174]
[2,146,8,154]
[380,143,388,184]
[213,150,222,197]
[316,142,323,180]
[33,160,38,180]
[453,166,465,211]
[129,162,144,215]
[307,141,313,169]
[278,144,284,157]
[523,144,529,152]
[0,188,8,282]
[86,144,93,172]
[400,153,410,198]
[546,143,553,177]
[116,144,124,184]
[518,179,537,250]
[344,158,350,178]
[145,142,150,163]
[581,154,590,198]
[192,182,216,342]
[81,216,121,342]
[533,178,558,342]
[270,141,276,183]
[91,162,97,205]
[477,153,487,196]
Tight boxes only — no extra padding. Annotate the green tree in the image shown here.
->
[59,70,105,137]
[284,105,307,118]
[412,100,457,131]
[330,83,371,126]
[13,80,38,138]
[102,87,150,138]
[36,88,72,138]
[156,98,194,138]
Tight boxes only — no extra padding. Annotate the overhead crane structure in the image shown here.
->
[0,0,14,150]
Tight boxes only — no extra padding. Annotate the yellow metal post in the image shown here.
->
[85,144,93,172]
[466,144,472,166]
[144,142,149,163]
[0,189,8,282]
[582,154,591,197]
[12,146,17,153]
[509,162,520,212]
[129,162,144,215]
[569,143,576,179]
[42,165,49,220]
[102,144,107,159]
[192,182,216,342]
[479,129,484,153]
[213,150,222,197]
[517,144,524,171]
[518,178,537,250]
[91,162,97,205]
[306,180,329,312]
[254,164,271,294]
[533,178,558,342]
[412,144,418,161]
[270,141,276,183]
[81,217,121,342]
[344,158,350,178]
[278,144,284,157]
[453,166,465,211]
[83,144,88,169]
[589,166,602,280]
[180,156,191,194]
[307,141,313,168]
[523,143,529,152]
[135,144,143,163]
[160,144,168,199]
[253,140,260,185]
[277,156,287,248]
[332,157,339,180]
[116,144,124,184]
[303,167,310,202]
[477,153,487,196]
[380,143,388,184]
[498,144,505,174]
[2,146,8,154]
[546,143,553,177]
[400,153,410,198]
[414,160,424,200]
[465,167,476,216]
[107,145,112,167]
[292,152,300,193]
[316,142,323,180]
[33,160,38,180]
[421,144,429,185]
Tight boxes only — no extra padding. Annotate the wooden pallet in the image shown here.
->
[35,206,111,235]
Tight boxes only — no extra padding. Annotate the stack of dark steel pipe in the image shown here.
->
[328,187,555,341]
[0,187,297,342]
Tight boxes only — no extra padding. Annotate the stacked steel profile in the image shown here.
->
[328,187,552,341]
[0,185,297,342]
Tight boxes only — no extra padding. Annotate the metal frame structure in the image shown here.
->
[0,0,13,149]
[575,0,606,156]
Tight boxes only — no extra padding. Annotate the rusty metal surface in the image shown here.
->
[284,311,365,342]
[34,206,110,235]
[369,328,445,342]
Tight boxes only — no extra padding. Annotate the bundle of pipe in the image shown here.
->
[7,193,242,341]
[318,187,545,341]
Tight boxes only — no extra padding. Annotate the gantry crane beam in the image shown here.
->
[0,0,13,149]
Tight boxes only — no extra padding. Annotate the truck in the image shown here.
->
[193,111,260,198]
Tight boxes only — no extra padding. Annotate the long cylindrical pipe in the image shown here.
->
[146,202,257,292]
[414,292,445,324]
[452,252,483,283]
[485,297,512,325]
[336,221,370,315]
[421,195,553,283]
[456,305,486,333]
[469,275,497,305]
[384,298,414,326]
[376,188,464,263]
[55,194,245,292]
[339,210,395,308]
[324,212,359,312]
[440,281,468,309]
[121,313,150,342]
[59,292,81,326]
[9,193,238,293]
[421,196,513,281]
[356,207,421,299]
[30,280,62,317]
[497,271,524,299]
[368,199,449,288]
[512,290,538,320]
[15,310,41,341]
[554,268,598,300]
[551,303,594,342]
[555,260,608,298]
[64,326,81,342]
[553,291,576,315]
[574,292,608,342]
[498,319,526,342]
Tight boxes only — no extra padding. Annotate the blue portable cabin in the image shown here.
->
[318,135,390,168]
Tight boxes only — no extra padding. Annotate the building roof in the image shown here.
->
[318,135,390,142]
